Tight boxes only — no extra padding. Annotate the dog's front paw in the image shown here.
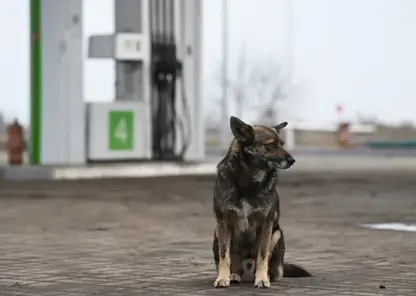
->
[230,273,241,283]
[213,275,230,288]
[254,275,271,288]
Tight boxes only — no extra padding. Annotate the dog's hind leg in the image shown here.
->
[212,231,219,272]
[269,229,285,282]
[254,221,273,288]
[213,221,232,288]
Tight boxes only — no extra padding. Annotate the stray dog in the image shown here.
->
[212,116,311,288]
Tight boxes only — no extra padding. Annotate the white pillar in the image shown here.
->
[176,0,204,160]
[31,0,85,165]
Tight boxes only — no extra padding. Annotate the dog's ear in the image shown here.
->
[230,116,254,142]
[273,121,288,132]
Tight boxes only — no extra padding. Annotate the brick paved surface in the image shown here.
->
[0,171,415,295]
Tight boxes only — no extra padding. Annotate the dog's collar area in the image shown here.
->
[231,168,278,195]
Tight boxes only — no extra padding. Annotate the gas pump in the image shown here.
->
[87,0,203,162]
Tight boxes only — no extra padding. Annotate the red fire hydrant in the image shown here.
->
[7,119,25,165]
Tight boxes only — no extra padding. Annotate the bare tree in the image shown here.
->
[227,45,249,119]
[213,45,293,125]
[248,60,287,124]
[209,50,304,150]
[223,48,288,123]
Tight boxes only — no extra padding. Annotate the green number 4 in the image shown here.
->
[108,111,134,151]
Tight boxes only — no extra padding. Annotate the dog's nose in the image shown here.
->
[286,156,295,165]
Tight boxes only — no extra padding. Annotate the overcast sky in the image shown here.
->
[1,0,416,126]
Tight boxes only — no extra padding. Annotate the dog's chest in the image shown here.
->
[229,200,261,218]
[228,199,268,231]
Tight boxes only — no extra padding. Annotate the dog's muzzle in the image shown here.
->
[244,147,295,169]
[267,155,295,170]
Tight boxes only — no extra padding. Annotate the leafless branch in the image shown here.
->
[214,47,291,122]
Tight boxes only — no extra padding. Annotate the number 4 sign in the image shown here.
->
[108,110,134,151]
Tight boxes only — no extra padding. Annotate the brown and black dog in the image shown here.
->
[212,116,311,288]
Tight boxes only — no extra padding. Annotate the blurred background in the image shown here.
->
[1,0,416,165]
[0,2,415,294]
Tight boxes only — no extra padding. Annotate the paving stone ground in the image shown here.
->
[0,171,415,295]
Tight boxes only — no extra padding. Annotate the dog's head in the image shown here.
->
[230,116,295,170]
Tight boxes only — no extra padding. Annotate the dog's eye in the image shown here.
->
[265,142,278,150]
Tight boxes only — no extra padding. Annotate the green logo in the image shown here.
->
[108,110,134,151]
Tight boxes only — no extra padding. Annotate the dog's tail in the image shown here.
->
[283,263,312,277]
